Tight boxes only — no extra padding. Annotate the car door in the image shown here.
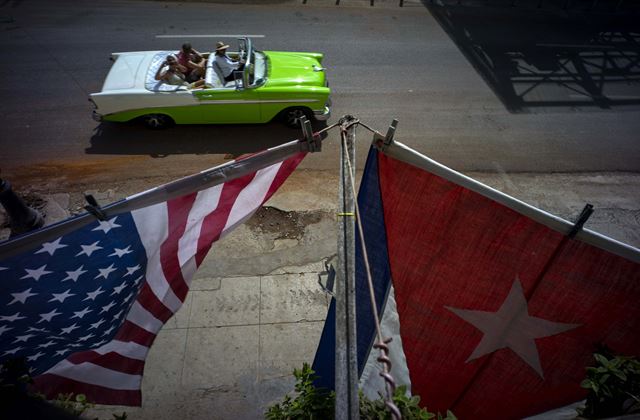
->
[195,86,261,124]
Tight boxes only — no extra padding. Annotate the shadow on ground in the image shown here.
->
[86,120,327,157]
[422,0,640,112]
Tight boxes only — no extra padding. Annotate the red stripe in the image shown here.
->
[136,282,174,323]
[33,374,141,406]
[261,153,306,205]
[66,351,145,375]
[115,321,157,347]
[195,173,257,266]
[160,193,197,303]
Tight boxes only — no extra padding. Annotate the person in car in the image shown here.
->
[155,55,204,88]
[214,41,244,82]
[177,42,205,82]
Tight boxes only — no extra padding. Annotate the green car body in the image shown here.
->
[90,39,331,128]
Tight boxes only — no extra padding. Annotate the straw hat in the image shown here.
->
[215,41,230,51]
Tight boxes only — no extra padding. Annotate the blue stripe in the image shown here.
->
[312,146,392,389]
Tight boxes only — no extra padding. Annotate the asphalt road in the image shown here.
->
[1,0,639,186]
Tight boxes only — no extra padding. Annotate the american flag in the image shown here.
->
[0,151,306,405]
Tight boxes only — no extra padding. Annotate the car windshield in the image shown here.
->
[252,51,266,86]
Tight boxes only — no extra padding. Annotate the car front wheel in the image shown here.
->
[142,114,173,129]
[281,108,311,128]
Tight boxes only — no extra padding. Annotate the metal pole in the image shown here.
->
[335,119,359,420]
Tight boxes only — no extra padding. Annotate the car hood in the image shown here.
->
[264,51,325,88]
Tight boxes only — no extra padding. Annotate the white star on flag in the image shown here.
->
[14,334,35,343]
[9,288,38,305]
[123,264,141,276]
[3,347,24,356]
[38,309,62,323]
[0,326,12,336]
[92,217,121,234]
[20,265,52,281]
[110,282,127,296]
[447,278,581,378]
[27,352,45,362]
[100,301,116,313]
[62,265,87,282]
[38,340,57,349]
[109,246,133,258]
[88,319,105,330]
[35,237,67,256]
[78,333,95,342]
[60,324,80,335]
[71,307,93,319]
[76,241,103,257]
[49,289,76,303]
[84,286,104,301]
[0,313,26,322]
[95,263,117,280]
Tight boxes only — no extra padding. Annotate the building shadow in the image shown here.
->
[422,0,640,112]
[86,121,327,158]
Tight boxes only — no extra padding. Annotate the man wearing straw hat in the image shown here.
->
[214,41,245,83]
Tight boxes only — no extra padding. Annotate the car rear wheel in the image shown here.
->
[281,107,311,128]
[142,114,173,129]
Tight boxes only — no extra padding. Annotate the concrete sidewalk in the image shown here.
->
[2,169,639,419]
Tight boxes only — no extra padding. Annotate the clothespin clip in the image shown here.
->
[300,116,322,153]
[373,119,398,152]
[84,194,107,221]
[568,203,594,238]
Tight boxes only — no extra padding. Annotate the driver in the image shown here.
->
[214,41,245,83]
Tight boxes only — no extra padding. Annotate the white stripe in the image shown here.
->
[132,203,183,313]
[125,301,164,334]
[360,286,412,399]
[155,34,265,38]
[94,340,149,361]
[220,163,282,238]
[44,359,141,390]
[177,185,223,282]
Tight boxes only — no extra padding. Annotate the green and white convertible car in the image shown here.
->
[89,38,331,128]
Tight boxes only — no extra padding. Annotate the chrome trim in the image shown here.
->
[313,65,326,72]
[197,98,318,104]
[314,105,331,121]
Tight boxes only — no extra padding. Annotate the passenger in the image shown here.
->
[177,42,205,82]
[155,55,205,88]
[214,41,245,83]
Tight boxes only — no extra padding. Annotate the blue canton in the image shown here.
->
[0,213,147,375]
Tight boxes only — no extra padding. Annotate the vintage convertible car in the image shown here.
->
[89,38,331,128]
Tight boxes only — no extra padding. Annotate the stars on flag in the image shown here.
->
[49,289,76,304]
[447,278,580,378]
[92,217,121,234]
[20,265,52,281]
[124,265,141,277]
[38,308,62,323]
[9,288,38,305]
[1,210,148,379]
[110,246,133,258]
[84,286,105,301]
[35,238,67,256]
[62,265,87,282]
[76,241,103,257]
[95,263,117,280]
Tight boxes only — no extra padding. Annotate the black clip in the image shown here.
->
[568,204,594,238]
[373,119,398,151]
[84,194,107,221]
[300,116,321,153]
[318,258,336,296]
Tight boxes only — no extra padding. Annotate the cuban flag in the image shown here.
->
[0,144,306,406]
[313,142,640,419]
